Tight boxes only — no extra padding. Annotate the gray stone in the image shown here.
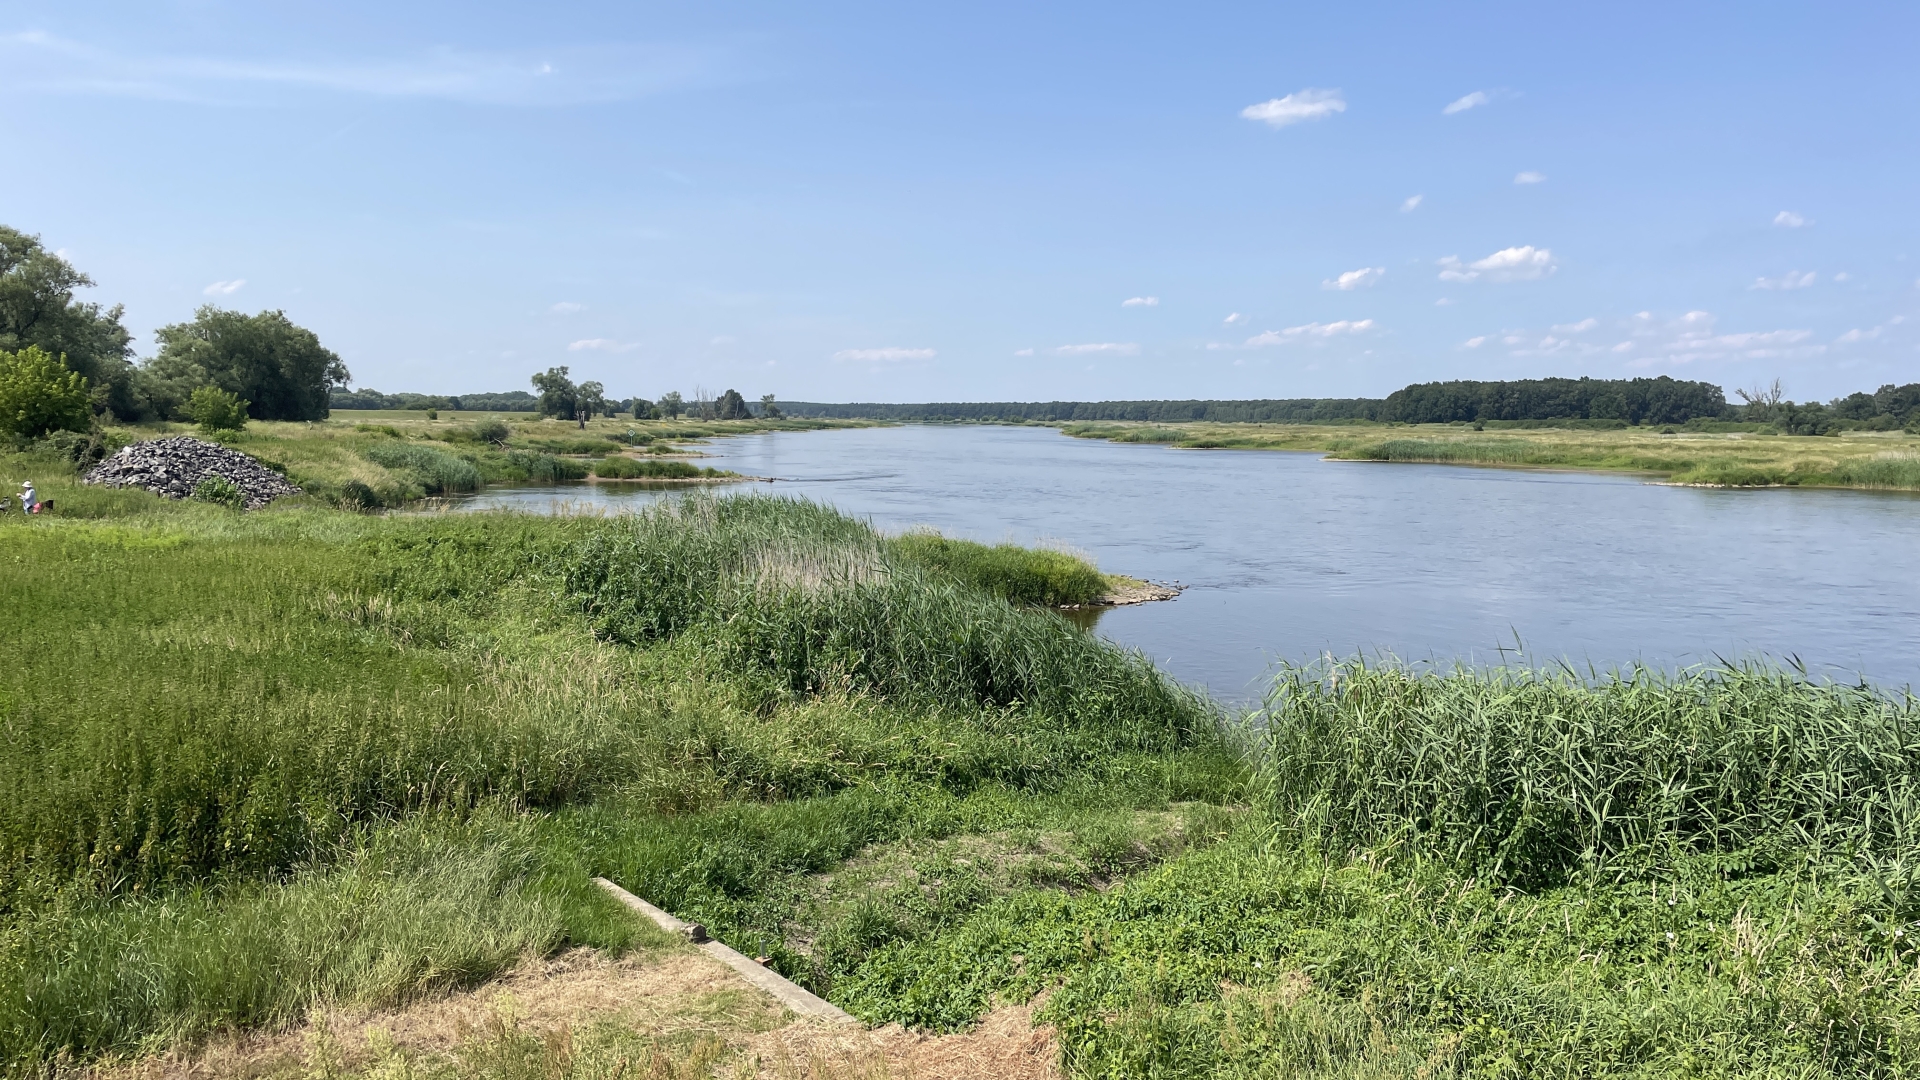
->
[83,437,301,510]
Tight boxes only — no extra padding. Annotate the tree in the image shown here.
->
[530,366,578,420]
[186,386,248,434]
[658,391,684,419]
[0,346,90,440]
[143,307,348,421]
[575,380,607,429]
[715,388,750,420]
[759,393,782,419]
[0,226,136,418]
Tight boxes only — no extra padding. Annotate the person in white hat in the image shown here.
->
[19,480,36,513]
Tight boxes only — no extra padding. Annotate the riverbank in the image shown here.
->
[1060,420,1920,490]
[4,459,1919,1078]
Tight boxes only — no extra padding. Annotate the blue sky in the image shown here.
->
[4,1,1917,403]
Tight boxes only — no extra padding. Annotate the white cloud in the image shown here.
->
[1244,320,1374,346]
[1400,194,1424,213]
[1834,272,1851,282]
[709,335,736,345]
[1551,317,1598,334]
[1773,210,1809,228]
[1121,296,1159,307]
[1751,270,1816,290]
[1836,327,1882,344]
[0,31,715,106]
[1223,312,1246,324]
[1437,246,1557,283]
[202,278,245,296]
[1434,297,1453,306]
[1053,342,1139,355]
[1443,90,1490,115]
[1463,335,1487,348]
[1014,348,1034,356]
[833,347,935,362]
[568,338,639,353]
[1618,310,1822,367]
[1324,266,1384,290]
[1513,171,1546,185]
[549,301,585,313]
[1240,88,1345,128]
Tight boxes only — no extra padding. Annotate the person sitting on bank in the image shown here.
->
[20,481,38,513]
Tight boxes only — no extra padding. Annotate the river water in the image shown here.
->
[456,425,1920,700]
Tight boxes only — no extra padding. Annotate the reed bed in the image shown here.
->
[888,531,1109,606]
[1257,659,1920,885]
[361,441,484,494]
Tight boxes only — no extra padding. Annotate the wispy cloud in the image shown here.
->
[1443,90,1490,115]
[0,30,718,105]
[568,338,639,353]
[1240,88,1345,128]
[1400,194,1424,213]
[1619,310,1820,367]
[1437,246,1557,283]
[1551,318,1598,334]
[202,279,245,296]
[1324,267,1384,290]
[1462,335,1488,348]
[1835,326,1882,344]
[834,347,935,363]
[1013,348,1034,356]
[1223,312,1246,324]
[1244,320,1374,346]
[1054,342,1139,356]
[1513,171,1546,185]
[1121,296,1159,307]
[1773,210,1809,228]
[1751,271,1816,290]
[549,301,585,313]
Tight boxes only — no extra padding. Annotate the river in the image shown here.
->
[455,425,1920,700]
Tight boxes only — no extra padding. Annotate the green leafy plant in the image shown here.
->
[190,474,245,508]
[0,345,90,441]
[185,385,249,434]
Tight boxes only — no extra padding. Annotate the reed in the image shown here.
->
[888,531,1108,606]
[361,441,485,494]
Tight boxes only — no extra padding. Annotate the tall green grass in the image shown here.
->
[889,531,1108,606]
[362,441,484,494]
[1256,660,1920,886]
[1345,438,1534,465]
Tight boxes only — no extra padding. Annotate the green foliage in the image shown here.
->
[0,345,90,440]
[1347,438,1530,465]
[503,449,589,482]
[890,531,1108,606]
[1258,660,1920,887]
[455,418,511,445]
[185,384,248,434]
[530,366,577,420]
[590,456,713,479]
[0,226,136,419]
[144,307,348,421]
[362,441,483,494]
[714,388,750,420]
[658,391,684,419]
[190,475,244,508]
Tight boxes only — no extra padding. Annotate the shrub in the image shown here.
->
[362,441,483,495]
[0,346,90,441]
[185,385,249,434]
[454,418,511,446]
[191,475,245,508]
[504,450,589,482]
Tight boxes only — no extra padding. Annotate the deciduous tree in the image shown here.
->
[143,307,348,421]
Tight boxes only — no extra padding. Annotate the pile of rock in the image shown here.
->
[84,437,301,510]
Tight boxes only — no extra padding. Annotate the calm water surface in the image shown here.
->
[459,426,1920,700]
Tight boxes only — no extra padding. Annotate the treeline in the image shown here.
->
[330,389,539,412]
[1,225,347,438]
[1380,376,1726,425]
[779,399,1383,423]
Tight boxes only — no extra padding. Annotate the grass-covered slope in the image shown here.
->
[0,483,1234,1072]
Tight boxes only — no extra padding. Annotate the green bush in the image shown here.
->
[190,475,245,508]
[448,418,510,446]
[0,346,89,441]
[185,386,248,434]
[362,441,483,495]
[890,532,1107,606]
[503,449,589,482]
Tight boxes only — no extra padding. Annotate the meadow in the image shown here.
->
[1061,420,1920,490]
[4,429,1920,1079]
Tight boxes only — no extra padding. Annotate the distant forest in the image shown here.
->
[333,375,1920,431]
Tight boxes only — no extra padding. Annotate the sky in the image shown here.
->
[3,1,1918,403]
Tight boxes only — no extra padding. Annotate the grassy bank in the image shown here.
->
[6,438,1920,1078]
[1062,420,1920,490]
